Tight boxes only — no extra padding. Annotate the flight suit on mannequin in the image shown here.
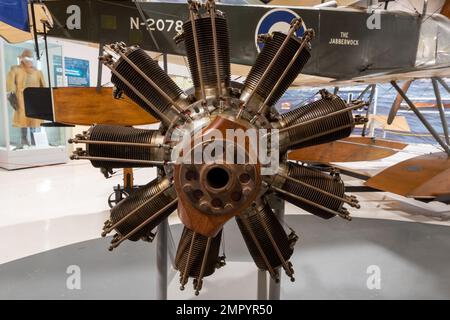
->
[6,49,45,148]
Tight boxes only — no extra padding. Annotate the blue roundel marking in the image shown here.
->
[256,9,305,51]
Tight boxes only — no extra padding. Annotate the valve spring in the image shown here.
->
[280,162,345,219]
[175,227,222,278]
[236,202,293,271]
[111,47,184,119]
[242,32,310,107]
[86,125,163,168]
[280,94,354,150]
[110,177,176,241]
[183,16,230,94]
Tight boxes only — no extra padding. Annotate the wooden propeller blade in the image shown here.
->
[53,87,159,126]
[388,80,413,125]
[442,0,450,19]
[365,152,450,200]
[287,137,407,163]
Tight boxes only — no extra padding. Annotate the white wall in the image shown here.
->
[48,38,111,88]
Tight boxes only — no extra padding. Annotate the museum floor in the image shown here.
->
[0,153,449,299]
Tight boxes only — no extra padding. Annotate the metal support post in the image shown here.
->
[156,166,168,300]
[333,87,339,95]
[269,271,281,300]
[97,43,103,92]
[257,269,268,300]
[156,219,168,300]
[267,195,285,300]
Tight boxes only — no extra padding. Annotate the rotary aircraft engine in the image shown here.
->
[70,0,366,295]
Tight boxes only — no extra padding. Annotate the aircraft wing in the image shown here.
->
[42,0,421,80]
[5,1,447,85]
[163,54,450,88]
[290,63,450,88]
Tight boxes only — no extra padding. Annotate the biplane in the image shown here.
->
[1,0,450,295]
[1,0,449,205]
[0,0,450,199]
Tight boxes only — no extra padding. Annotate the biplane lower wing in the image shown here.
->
[288,137,408,163]
[365,152,450,204]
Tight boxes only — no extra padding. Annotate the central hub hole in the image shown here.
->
[206,167,230,189]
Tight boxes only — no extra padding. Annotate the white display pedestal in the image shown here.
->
[0,145,67,170]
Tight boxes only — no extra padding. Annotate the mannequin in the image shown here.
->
[6,49,45,148]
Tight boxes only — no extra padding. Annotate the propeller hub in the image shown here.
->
[171,115,262,237]
[175,162,259,218]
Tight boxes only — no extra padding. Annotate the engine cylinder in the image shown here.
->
[110,46,187,122]
[85,125,165,168]
[278,93,354,152]
[240,32,310,113]
[183,15,230,99]
[109,177,177,241]
[175,227,223,278]
[236,202,293,272]
[276,162,345,219]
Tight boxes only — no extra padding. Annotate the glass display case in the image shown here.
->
[0,39,67,169]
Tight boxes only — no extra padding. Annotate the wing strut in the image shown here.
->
[390,80,450,156]
[432,78,450,145]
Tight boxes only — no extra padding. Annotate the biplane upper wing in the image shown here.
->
[308,64,450,87]
[41,0,421,79]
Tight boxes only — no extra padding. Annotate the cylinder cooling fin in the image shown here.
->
[276,162,346,219]
[278,91,356,152]
[81,124,166,169]
[183,15,230,98]
[104,176,177,250]
[102,43,188,125]
[70,0,364,296]
[240,31,311,113]
[236,202,296,281]
[175,227,224,295]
